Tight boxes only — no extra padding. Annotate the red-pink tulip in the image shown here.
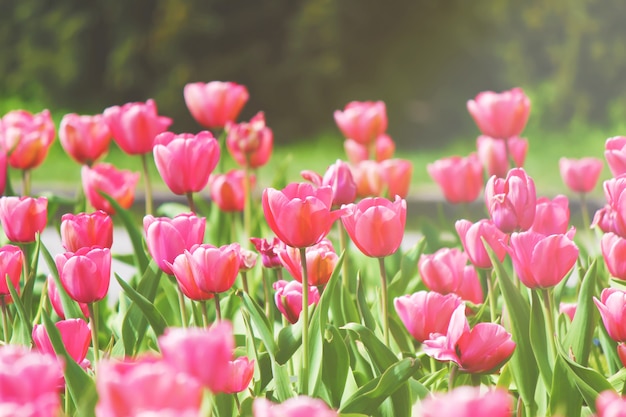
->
[418,248,483,304]
[278,239,338,286]
[103,99,172,155]
[394,291,463,342]
[0,245,23,298]
[223,356,255,394]
[427,153,483,204]
[605,136,626,177]
[0,109,55,170]
[423,304,515,373]
[61,211,113,252]
[467,87,530,139]
[250,237,284,269]
[254,396,338,417]
[476,135,528,178]
[273,280,320,324]
[158,322,234,392]
[170,243,240,294]
[302,159,357,207]
[0,196,47,243]
[184,81,249,129]
[82,163,139,214]
[419,386,513,417]
[96,355,202,417]
[485,168,536,233]
[343,134,395,163]
[596,390,626,417]
[209,170,254,212]
[594,288,626,342]
[559,302,577,321]
[455,219,509,268]
[226,112,273,168]
[0,150,6,195]
[47,276,89,319]
[531,195,570,235]
[619,344,626,369]
[55,247,111,304]
[144,213,206,275]
[507,230,579,289]
[559,157,603,193]
[263,182,342,248]
[334,101,387,145]
[380,158,413,199]
[350,160,384,198]
[342,196,406,258]
[602,233,626,280]
[32,318,91,375]
[59,113,111,165]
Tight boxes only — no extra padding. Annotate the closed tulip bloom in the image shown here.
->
[253,396,338,417]
[559,302,577,321]
[334,101,387,145]
[592,205,618,234]
[82,163,140,214]
[170,243,240,294]
[0,245,23,298]
[531,195,570,235]
[0,196,47,243]
[0,150,6,195]
[153,131,220,195]
[32,318,91,370]
[144,213,206,275]
[602,233,626,280]
[55,247,111,304]
[0,109,55,170]
[250,237,284,269]
[605,136,626,177]
[263,182,342,248]
[394,291,463,342]
[103,99,172,155]
[596,390,626,417]
[278,239,338,286]
[477,135,528,178]
[619,344,626,369]
[427,153,484,204]
[485,168,537,233]
[225,112,273,169]
[342,196,406,258]
[507,230,579,289]
[59,113,111,165]
[343,134,395,164]
[419,386,513,417]
[158,322,234,393]
[594,288,626,342]
[223,357,255,394]
[96,355,203,417]
[184,81,249,129]
[559,157,603,193]
[302,159,357,206]
[380,158,413,199]
[350,160,384,198]
[467,87,530,139]
[61,211,113,252]
[273,280,320,324]
[455,219,509,268]
[47,276,89,319]
[209,170,254,212]
[602,175,626,237]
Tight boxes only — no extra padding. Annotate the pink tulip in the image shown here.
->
[619,344,626,369]
[419,386,513,417]
[103,99,172,155]
[476,135,528,178]
[394,291,463,342]
[344,134,395,163]
[263,182,343,248]
[237,247,258,271]
[427,153,484,204]
[423,304,515,373]
[418,248,483,304]
[60,211,113,252]
[531,195,570,235]
[96,355,202,417]
[559,157,603,193]
[334,101,387,145]
[0,150,6,196]
[278,239,338,286]
[596,390,626,417]
[226,112,273,169]
[169,243,240,294]
[507,230,579,289]
[144,213,206,275]
[223,356,255,394]
[602,233,626,280]
[467,87,530,139]
[153,131,220,195]
[158,322,234,392]
[601,175,626,237]
[254,396,338,417]
[81,163,140,214]
[380,158,413,199]
[592,205,619,234]
[594,288,626,342]
[55,247,111,304]
[0,245,23,298]
[302,159,357,207]
[342,196,406,258]
[184,81,249,129]
[47,276,89,319]
[351,160,384,198]
[0,345,63,417]
[605,136,626,177]
[32,318,91,377]
[559,302,577,321]
[59,113,111,165]
[273,280,320,324]
[0,109,55,170]
[0,196,47,243]
[250,237,284,269]
[209,170,254,212]
[485,168,537,233]
[455,219,509,268]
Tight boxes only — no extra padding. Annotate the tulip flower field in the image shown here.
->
[1,82,626,417]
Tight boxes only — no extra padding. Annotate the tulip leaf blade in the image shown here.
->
[529,290,553,387]
[356,274,377,332]
[276,319,301,365]
[115,273,167,337]
[6,274,32,345]
[322,325,350,408]
[549,354,582,417]
[40,243,85,319]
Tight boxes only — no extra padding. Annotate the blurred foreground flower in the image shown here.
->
[418,386,512,417]
[253,396,338,417]
[427,153,483,204]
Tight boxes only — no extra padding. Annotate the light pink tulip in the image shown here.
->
[476,135,528,178]
[559,157,603,193]
[153,131,220,195]
[0,245,23,299]
[253,396,338,417]
[596,390,626,417]
[594,288,626,342]
[103,99,172,155]
[226,112,273,169]
[61,211,113,252]
[334,101,387,145]
[455,219,509,269]
[343,134,395,163]
[394,291,463,342]
[278,239,338,286]
[350,160,384,198]
[592,205,619,234]
[250,237,284,269]
[601,175,626,237]
[223,357,255,394]
[485,168,536,233]
[273,280,320,324]
[0,196,47,243]
[47,276,89,319]
[55,247,111,304]
[380,158,413,199]
[209,170,254,212]
[605,136,626,177]
[184,81,249,129]
[559,302,577,321]
[427,153,483,204]
[419,386,513,417]
[467,87,530,139]
[602,233,626,280]
[81,163,140,214]
[531,195,570,235]
[59,113,111,165]
[0,109,55,170]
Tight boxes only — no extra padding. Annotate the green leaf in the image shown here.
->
[323,325,350,408]
[114,273,167,336]
[275,320,301,365]
[155,202,190,218]
[530,290,553,387]
[550,355,582,417]
[356,275,377,331]
[6,274,32,345]
[388,238,425,298]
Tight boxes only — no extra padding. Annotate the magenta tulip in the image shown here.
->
[420,386,513,417]
[253,396,338,417]
[184,81,249,129]
[47,276,89,319]
[467,87,530,139]
[32,318,91,370]
[60,211,113,252]
[278,239,338,286]
[273,280,320,324]
[605,136,626,177]
[0,150,6,196]
[594,288,626,342]
[427,153,484,204]
[55,247,111,304]
[250,237,284,269]
[596,390,626,417]
[531,195,570,235]
[485,168,537,233]
[455,219,509,269]
[559,157,603,193]
[0,245,23,298]
[0,109,55,170]
[602,233,626,280]
[226,112,273,169]
[334,101,387,145]
[59,113,111,165]
[82,163,140,214]
[302,159,357,207]
[394,291,463,342]
[0,196,47,243]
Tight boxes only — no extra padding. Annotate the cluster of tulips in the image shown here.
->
[1,80,626,417]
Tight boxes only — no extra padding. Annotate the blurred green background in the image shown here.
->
[1,0,624,196]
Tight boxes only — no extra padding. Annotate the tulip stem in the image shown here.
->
[214,293,222,321]
[186,192,197,213]
[87,302,100,371]
[243,164,252,244]
[22,169,31,196]
[141,153,153,215]
[177,288,188,328]
[486,268,497,323]
[299,247,310,394]
[262,268,271,318]
[541,289,557,360]
[1,296,9,343]
[32,281,49,325]
[240,271,249,294]
[201,300,210,327]
[378,257,390,347]
[338,221,351,291]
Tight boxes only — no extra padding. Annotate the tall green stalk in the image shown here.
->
[378,257,390,347]
[141,153,153,215]
[299,247,310,394]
